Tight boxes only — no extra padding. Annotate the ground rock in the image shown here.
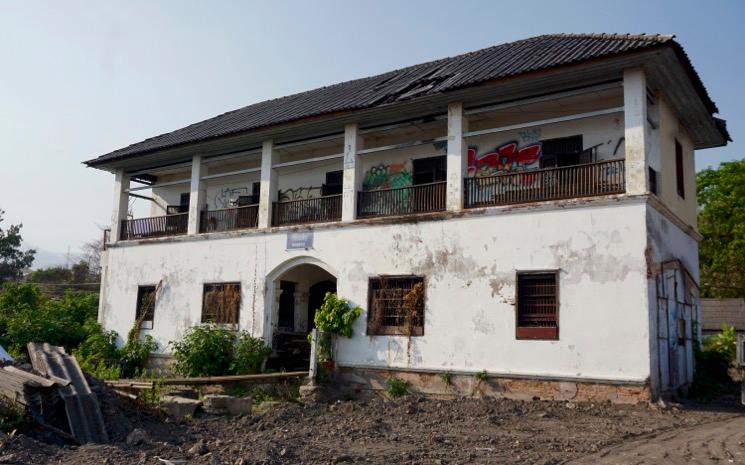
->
[160,395,202,418]
[203,394,252,415]
[126,428,148,446]
[188,439,209,455]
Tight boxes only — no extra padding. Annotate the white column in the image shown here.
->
[109,169,130,243]
[446,101,468,211]
[342,123,363,222]
[623,68,648,196]
[258,140,278,229]
[187,154,207,235]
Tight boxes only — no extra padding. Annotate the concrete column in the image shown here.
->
[446,102,468,211]
[342,123,363,222]
[623,68,648,196]
[258,140,279,229]
[109,169,130,243]
[187,154,208,235]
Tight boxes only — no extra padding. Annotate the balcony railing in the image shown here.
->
[272,195,342,227]
[357,181,447,219]
[120,213,188,240]
[464,159,625,208]
[200,204,259,233]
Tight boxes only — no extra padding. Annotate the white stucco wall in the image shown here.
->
[100,199,652,384]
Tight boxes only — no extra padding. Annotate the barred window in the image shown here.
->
[135,285,156,329]
[202,283,241,327]
[516,272,558,340]
[367,276,425,336]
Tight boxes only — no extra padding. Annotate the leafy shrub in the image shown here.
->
[385,377,409,398]
[475,370,488,382]
[702,324,736,362]
[1,286,97,355]
[690,324,738,400]
[170,324,235,377]
[231,332,271,375]
[74,319,119,370]
[440,371,453,386]
[313,292,361,338]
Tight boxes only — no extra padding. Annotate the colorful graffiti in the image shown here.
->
[362,162,413,191]
[467,141,542,177]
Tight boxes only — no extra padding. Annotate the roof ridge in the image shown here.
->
[541,32,675,42]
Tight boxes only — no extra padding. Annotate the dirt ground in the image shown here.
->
[1,388,743,465]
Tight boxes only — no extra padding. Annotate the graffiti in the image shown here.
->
[518,128,541,143]
[278,186,322,201]
[214,187,249,209]
[362,162,413,191]
[467,141,542,177]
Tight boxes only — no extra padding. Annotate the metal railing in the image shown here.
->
[200,204,259,233]
[357,181,447,219]
[120,213,188,240]
[272,195,342,226]
[464,159,625,208]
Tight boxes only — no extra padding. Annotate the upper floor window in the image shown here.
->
[135,285,157,329]
[675,139,685,199]
[516,271,558,340]
[367,276,425,336]
[540,135,587,168]
[413,156,446,185]
[202,282,241,327]
[237,182,261,206]
[167,193,190,215]
[322,170,344,196]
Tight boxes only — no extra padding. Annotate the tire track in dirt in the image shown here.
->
[566,415,745,464]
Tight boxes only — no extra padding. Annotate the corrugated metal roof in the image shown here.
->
[86,33,718,167]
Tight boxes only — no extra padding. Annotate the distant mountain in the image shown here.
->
[25,246,71,270]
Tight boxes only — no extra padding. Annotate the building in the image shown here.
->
[86,34,729,402]
[701,299,745,336]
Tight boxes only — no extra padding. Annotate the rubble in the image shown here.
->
[202,394,251,416]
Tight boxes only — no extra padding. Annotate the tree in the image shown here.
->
[697,160,745,298]
[0,209,35,284]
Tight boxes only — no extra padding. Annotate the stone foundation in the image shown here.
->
[337,366,651,404]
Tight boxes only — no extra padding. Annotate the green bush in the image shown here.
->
[0,285,97,355]
[690,324,738,400]
[170,324,235,377]
[231,332,271,375]
[385,377,409,398]
[313,292,361,338]
[702,323,737,362]
[74,319,119,368]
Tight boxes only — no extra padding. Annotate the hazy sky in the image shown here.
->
[1,0,743,259]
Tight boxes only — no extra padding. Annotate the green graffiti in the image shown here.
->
[362,162,413,191]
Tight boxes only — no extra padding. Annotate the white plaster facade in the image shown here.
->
[93,45,727,400]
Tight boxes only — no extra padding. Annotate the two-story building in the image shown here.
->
[86,34,729,402]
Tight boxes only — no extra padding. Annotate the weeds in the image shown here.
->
[440,371,453,386]
[475,370,488,382]
[385,377,409,398]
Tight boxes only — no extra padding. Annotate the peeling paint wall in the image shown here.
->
[101,200,652,384]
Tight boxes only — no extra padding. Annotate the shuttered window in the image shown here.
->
[202,283,241,327]
[367,276,425,336]
[516,272,559,340]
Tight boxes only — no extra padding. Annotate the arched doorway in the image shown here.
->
[265,258,337,371]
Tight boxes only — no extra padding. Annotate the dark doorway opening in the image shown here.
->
[278,280,296,331]
[308,280,337,332]
[413,155,447,185]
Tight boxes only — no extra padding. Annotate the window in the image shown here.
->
[237,182,261,206]
[202,283,241,327]
[135,285,157,329]
[322,170,343,196]
[648,167,658,195]
[166,193,190,214]
[540,135,586,168]
[675,139,685,199]
[516,272,558,340]
[367,276,425,336]
[412,156,446,185]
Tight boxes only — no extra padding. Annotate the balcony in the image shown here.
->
[120,213,188,240]
[272,195,342,227]
[464,159,625,208]
[357,181,446,219]
[200,204,259,233]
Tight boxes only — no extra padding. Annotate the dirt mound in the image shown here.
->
[1,395,740,465]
